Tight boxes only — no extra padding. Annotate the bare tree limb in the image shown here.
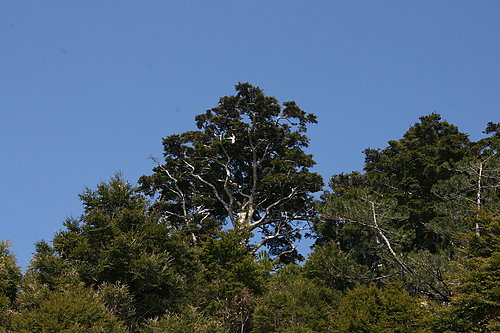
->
[369,201,414,274]
[182,158,236,226]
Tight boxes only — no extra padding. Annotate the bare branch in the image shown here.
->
[253,223,308,253]
[369,201,414,274]
[249,187,298,229]
[151,156,188,216]
[182,158,235,225]
[217,140,240,211]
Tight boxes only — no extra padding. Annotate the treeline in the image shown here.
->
[1,84,498,332]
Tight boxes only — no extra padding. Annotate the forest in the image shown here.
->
[1,83,498,332]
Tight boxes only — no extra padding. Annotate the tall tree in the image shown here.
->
[362,113,470,251]
[139,83,323,261]
[314,114,472,301]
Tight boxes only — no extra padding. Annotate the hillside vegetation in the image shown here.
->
[1,84,498,332]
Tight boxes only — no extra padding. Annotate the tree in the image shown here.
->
[314,114,472,301]
[139,83,323,261]
[14,239,80,316]
[47,175,204,327]
[361,113,470,251]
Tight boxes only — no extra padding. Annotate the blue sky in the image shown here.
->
[1,1,498,269]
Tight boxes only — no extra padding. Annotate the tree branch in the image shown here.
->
[369,201,414,274]
[249,187,298,229]
[182,158,235,225]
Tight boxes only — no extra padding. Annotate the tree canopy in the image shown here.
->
[1,85,498,333]
[139,83,323,261]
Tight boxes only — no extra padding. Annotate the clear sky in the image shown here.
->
[1,1,498,269]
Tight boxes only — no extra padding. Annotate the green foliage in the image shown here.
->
[0,294,13,332]
[139,306,228,333]
[198,230,267,332]
[15,240,81,312]
[23,240,77,291]
[431,211,500,332]
[432,138,498,232]
[16,271,52,311]
[98,282,136,326]
[252,265,338,333]
[0,240,21,302]
[201,230,266,295]
[7,92,498,332]
[427,125,499,311]
[0,241,21,332]
[362,113,470,251]
[313,114,480,301]
[305,242,374,291]
[331,284,429,333]
[11,283,128,333]
[139,83,323,261]
[403,249,455,300]
[48,175,205,325]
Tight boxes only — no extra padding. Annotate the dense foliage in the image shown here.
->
[2,84,498,332]
[139,83,323,262]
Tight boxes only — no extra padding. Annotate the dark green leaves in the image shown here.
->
[140,83,322,261]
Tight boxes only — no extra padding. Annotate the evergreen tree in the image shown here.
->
[432,121,499,236]
[7,95,497,332]
[431,210,500,332]
[45,175,204,327]
[361,113,470,251]
[314,114,473,301]
[305,241,377,291]
[139,83,323,262]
